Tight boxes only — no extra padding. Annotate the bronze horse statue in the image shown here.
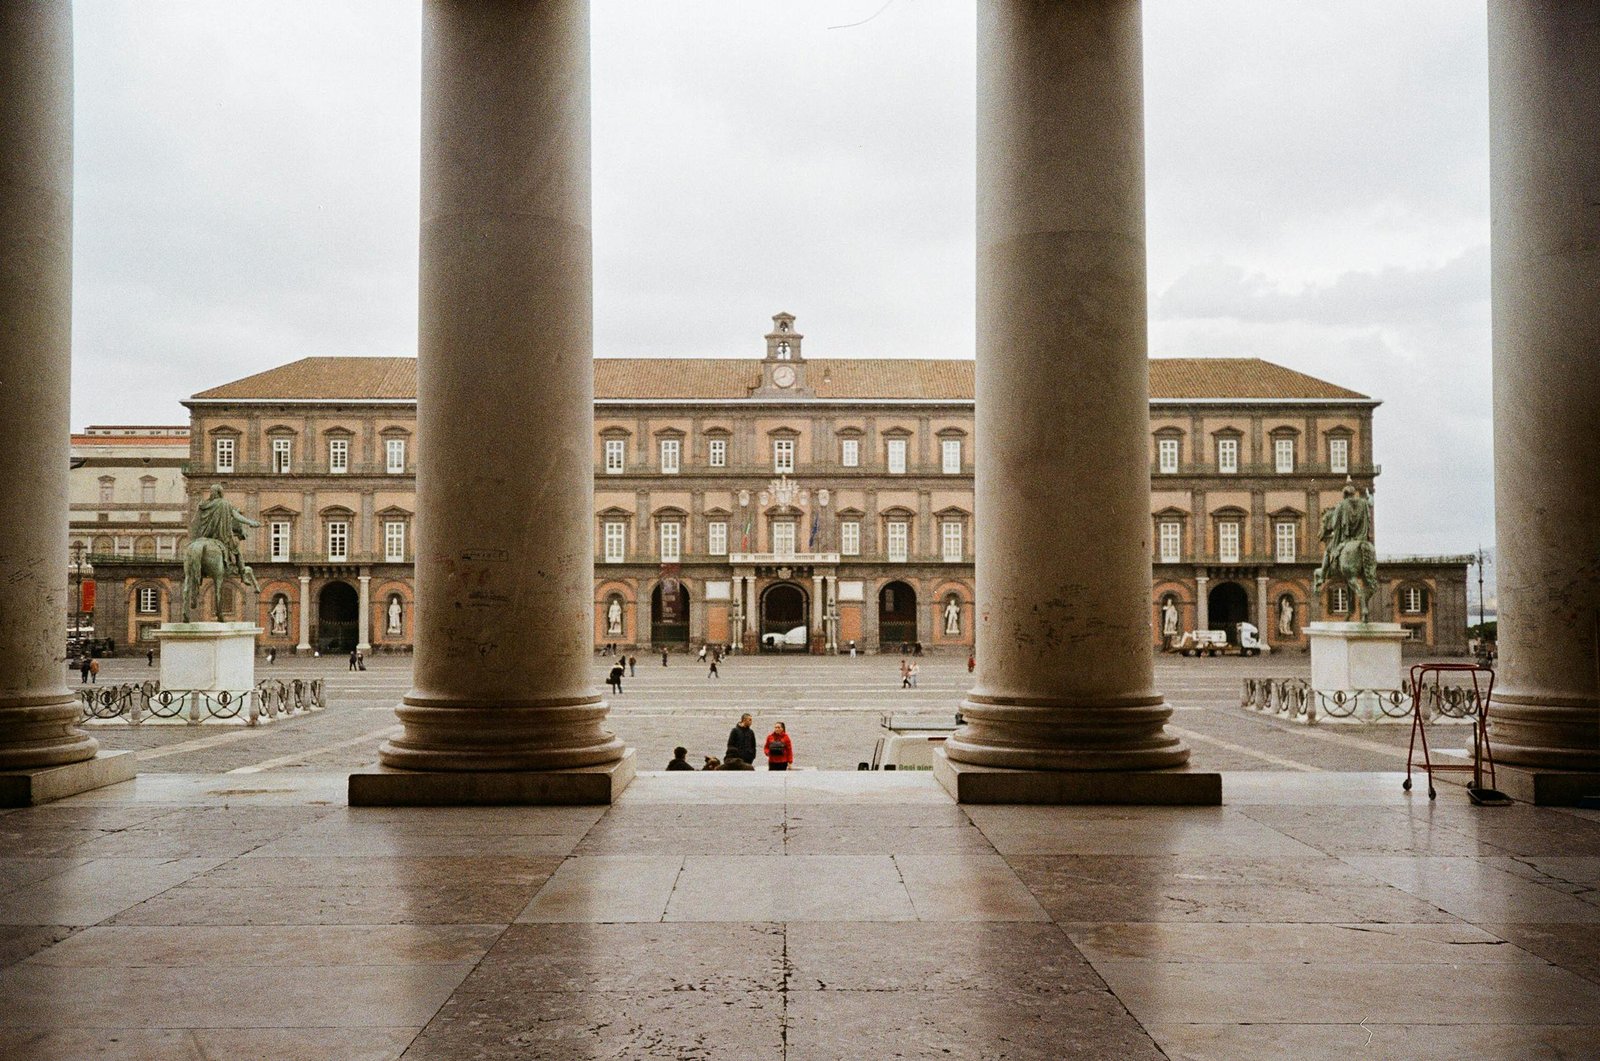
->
[182,538,259,622]
[1313,506,1378,623]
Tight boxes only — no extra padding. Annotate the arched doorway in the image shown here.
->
[760,582,808,652]
[651,579,690,645]
[1207,581,1250,643]
[878,580,918,649]
[317,581,359,653]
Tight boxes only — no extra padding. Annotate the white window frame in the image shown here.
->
[214,437,235,474]
[604,438,626,474]
[326,521,348,562]
[1401,586,1424,614]
[708,520,727,556]
[887,520,909,562]
[137,586,159,614]
[1158,437,1179,474]
[887,438,907,474]
[773,438,795,474]
[99,479,115,504]
[840,520,861,556]
[384,520,405,562]
[659,438,680,474]
[386,438,406,474]
[772,520,796,558]
[328,437,349,475]
[941,439,961,474]
[140,479,156,504]
[603,521,625,563]
[659,521,681,563]
[708,438,727,468]
[1331,584,1351,615]
[272,437,292,474]
[941,520,963,562]
[1329,437,1350,474]
[1274,437,1295,474]
[269,520,291,562]
[1217,437,1238,475]
[1218,521,1241,564]
[1275,521,1297,563]
[841,438,860,468]
[1159,521,1181,564]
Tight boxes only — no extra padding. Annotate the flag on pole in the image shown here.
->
[809,508,819,549]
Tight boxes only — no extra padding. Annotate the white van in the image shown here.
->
[862,713,959,770]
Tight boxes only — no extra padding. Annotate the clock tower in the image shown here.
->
[754,312,810,398]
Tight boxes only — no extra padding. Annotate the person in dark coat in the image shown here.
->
[725,712,756,766]
[666,746,694,771]
[607,663,624,694]
[628,654,637,676]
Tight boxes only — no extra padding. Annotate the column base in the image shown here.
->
[933,748,1220,805]
[0,750,137,807]
[349,748,635,806]
[1431,758,1600,807]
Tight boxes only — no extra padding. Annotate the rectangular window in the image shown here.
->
[137,587,159,614]
[659,522,681,562]
[214,437,234,473]
[604,438,625,474]
[328,438,348,474]
[603,521,625,563]
[1331,584,1350,615]
[1158,438,1179,474]
[326,521,348,562]
[1159,521,1181,563]
[1219,522,1241,564]
[708,520,727,556]
[840,520,861,556]
[659,438,680,474]
[269,521,291,561]
[140,480,156,504]
[887,438,907,474]
[772,521,796,558]
[941,521,963,561]
[1402,586,1424,614]
[384,521,405,562]
[1329,437,1349,474]
[1217,438,1238,474]
[941,439,961,474]
[272,437,292,474]
[841,438,860,467]
[708,438,727,467]
[773,438,795,474]
[1276,521,1297,563]
[99,480,115,504]
[1275,438,1295,474]
[887,520,909,562]
[386,438,406,474]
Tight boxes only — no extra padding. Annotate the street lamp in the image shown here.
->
[70,540,85,642]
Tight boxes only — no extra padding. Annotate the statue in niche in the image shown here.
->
[1161,598,1179,639]
[606,597,624,636]
[269,595,290,637]
[944,596,962,636]
[1278,595,1296,637]
[387,596,403,635]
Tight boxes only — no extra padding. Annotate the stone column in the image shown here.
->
[0,3,133,803]
[356,570,372,654]
[943,0,1202,799]
[1487,0,1600,772]
[1195,574,1210,631]
[1255,575,1272,654]
[810,574,824,653]
[366,0,628,793]
[296,572,312,653]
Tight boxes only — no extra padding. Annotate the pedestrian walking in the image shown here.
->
[348,650,359,672]
[607,662,624,695]
[78,658,91,684]
[146,649,154,667]
[697,644,708,662]
[357,651,367,671]
[763,722,793,772]
[909,661,919,688]
[849,640,857,658]
[89,658,99,684]
[661,648,669,667]
[708,656,720,679]
[628,654,637,676]
[900,659,911,689]
[725,712,756,766]
[666,746,694,771]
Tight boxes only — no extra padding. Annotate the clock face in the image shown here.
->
[773,366,796,388]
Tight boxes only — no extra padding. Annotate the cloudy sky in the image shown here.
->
[71,0,1492,558]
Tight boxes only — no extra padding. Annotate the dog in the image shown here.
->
[701,755,721,771]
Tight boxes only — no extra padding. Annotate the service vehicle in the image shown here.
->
[861,713,960,771]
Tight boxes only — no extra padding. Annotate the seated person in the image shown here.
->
[666,746,694,771]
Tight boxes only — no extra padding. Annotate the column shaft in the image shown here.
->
[0,2,97,770]
[296,573,312,653]
[356,572,372,653]
[1255,575,1272,654]
[946,0,1186,771]
[381,0,622,771]
[1196,576,1210,631]
[1487,0,1600,768]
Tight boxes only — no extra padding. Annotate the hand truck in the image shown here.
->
[1403,662,1508,804]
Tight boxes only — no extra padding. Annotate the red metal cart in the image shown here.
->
[1404,662,1498,801]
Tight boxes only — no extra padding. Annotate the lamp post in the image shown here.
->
[70,540,85,644]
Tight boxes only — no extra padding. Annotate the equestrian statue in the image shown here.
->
[1313,480,1378,623]
[183,484,261,622]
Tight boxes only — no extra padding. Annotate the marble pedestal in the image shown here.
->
[0,751,137,807]
[350,749,636,806]
[1308,621,1409,722]
[154,623,261,721]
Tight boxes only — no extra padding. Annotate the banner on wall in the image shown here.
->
[80,579,96,613]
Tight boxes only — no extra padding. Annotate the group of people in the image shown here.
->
[348,649,367,671]
[664,712,793,771]
[606,652,638,694]
[899,659,920,688]
[696,643,723,678]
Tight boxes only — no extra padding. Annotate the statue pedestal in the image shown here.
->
[154,623,261,722]
[1308,621,1409,722]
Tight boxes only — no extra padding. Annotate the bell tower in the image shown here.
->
[755,312,810,397]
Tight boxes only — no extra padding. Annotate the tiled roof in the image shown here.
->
[189,356,1369,403]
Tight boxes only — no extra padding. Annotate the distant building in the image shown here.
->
[95,315,1468,656]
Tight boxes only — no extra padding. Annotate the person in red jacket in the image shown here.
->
[763,722,793,772]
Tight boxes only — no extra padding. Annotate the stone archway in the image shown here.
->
[651,580,690,645]
[878,580,918,650]
[1207,581,1250,643]
[759,582,808,652]
[317,581,359,654]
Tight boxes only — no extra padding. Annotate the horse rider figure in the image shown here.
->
[182,485,261,621]
[1314,479,1378,622]
[193,484,259,582]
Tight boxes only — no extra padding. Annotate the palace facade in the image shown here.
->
[92,315,1467,656]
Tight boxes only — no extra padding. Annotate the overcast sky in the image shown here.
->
[70,0,1492,558]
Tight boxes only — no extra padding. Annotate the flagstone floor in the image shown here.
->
[2,770,1599,1059]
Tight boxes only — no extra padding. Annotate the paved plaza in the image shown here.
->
[80,652,1451,778]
